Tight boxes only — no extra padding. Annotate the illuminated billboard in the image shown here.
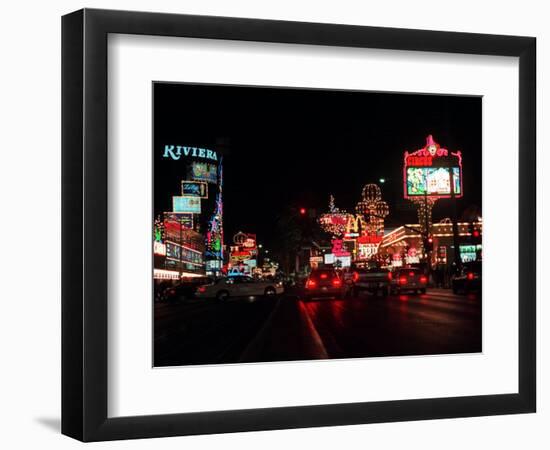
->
[181,180,208,198]
[403,135,463,199]
[172,196,201,213]
[188,162,218,184]
[406,167,461,197]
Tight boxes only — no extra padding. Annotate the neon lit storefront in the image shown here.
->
[379,221,482,268]
[153,146,224,280]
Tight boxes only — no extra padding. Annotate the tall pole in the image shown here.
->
[449,168,461,271]
[423,192,431,278]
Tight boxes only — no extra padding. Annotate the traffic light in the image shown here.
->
[423,236,433,252]
[469,222,481,244]
[299,207,306,215]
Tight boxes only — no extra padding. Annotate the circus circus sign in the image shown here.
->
[403,135,463,199]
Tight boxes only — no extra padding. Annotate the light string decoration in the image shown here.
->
[403,135,463,239]
[205,156,224,261]
[154,215,165,242]
[318,195,351,237]
[411,196,437,236]
[355,183,389,236]
[319,185,390,263]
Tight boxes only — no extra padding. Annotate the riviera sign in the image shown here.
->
[163,145,218,161]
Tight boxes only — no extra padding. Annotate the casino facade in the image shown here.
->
[153,145,224,281]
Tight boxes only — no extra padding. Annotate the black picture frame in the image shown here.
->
[62,8,536,442]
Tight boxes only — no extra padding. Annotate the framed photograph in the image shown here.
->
[62,8,536,441]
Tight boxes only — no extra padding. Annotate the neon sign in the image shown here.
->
[406,167,461,196]
[163,145,218,161]
[181,180,208,198]
[358,243,379,260]
[331,239,350,257]
[403,135,463,199]
[318,195,350,237]
[188,162,218,184]
[172,196,201,213]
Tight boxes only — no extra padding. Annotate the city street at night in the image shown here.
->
[154,290,481,367]
[153,83,483,366]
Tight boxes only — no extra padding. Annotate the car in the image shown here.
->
[159,277,213,302]
[390,267,428,295]
[195,275,284,301]
[452,261,482,294]
[350,266,392,297]
[303,268,345,300]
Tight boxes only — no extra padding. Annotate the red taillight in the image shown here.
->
[352,272,359,282]
[387,272,392,281]
[332,278,342,287]
[399,277,407,285]
[320,273,328,279]
[306,279,317,289]
[198,286,207,293]
[467,272,474,280]
[420,276,428,284]
[409,271,415,277]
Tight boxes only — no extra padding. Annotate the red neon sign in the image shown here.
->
[403,135,463,200]
[331,239,350,257]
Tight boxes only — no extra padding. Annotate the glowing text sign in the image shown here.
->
[172,196,201,214]
[403,135,463,199]
[163,145,218,161]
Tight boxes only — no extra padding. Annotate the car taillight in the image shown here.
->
[399,277,407,285]
[198,286,207,293]
[352,272,359,282]
[387,272,392,281]
[409,271,415,277]
[332,278,342,287]
[420,276,428,284]
[320,273,328,279]
[467,272,475,280]
[306,279,317,289]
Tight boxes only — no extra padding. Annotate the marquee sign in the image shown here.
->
[163,145,218,162]
[403,135,463,199]
[172,196,201,214]
[181,180,208,198]
[188,162,218,184]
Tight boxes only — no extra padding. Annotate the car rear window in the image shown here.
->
[309,270,337,278]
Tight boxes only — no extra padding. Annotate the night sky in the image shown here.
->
[154,82,481,252]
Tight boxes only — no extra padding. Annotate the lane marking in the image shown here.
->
[298,302,329,359]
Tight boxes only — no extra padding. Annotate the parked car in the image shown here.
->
[390,267,428,295]
[195,275,283,301]
[160,277,213,302]
[452,261,482,294]
[304,268,345,300]
[351,265,392,297]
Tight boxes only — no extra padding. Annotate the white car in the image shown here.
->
[195,276,284,301]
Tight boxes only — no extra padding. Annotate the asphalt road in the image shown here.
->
[154,289,481,367]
